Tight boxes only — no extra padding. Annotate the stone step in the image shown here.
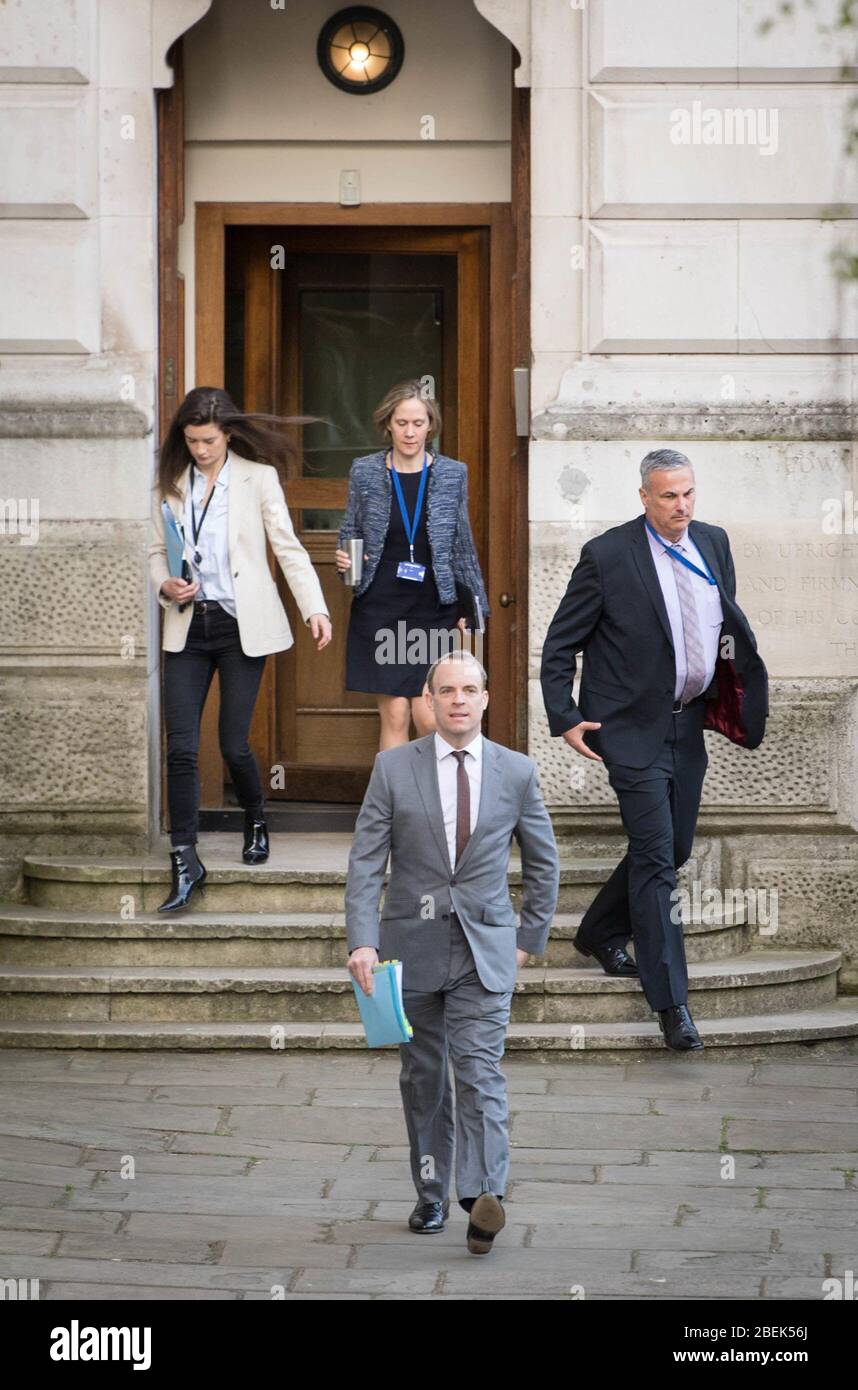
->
[9,840,855,1055]
[0,950,841,1025]
[0,905,750,968]
[20,853,619,914]
[1,1001,857,1057]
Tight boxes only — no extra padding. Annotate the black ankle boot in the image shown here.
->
[242,811,269,864]
[157,843,207,913]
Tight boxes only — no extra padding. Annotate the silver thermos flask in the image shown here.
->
[343,538,364,587]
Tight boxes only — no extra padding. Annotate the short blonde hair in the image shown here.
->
[373,380,442,442]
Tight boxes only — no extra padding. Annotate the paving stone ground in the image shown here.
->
[0,1047,856,1300]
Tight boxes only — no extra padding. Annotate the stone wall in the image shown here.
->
[526,0,858,971]
[2,0,858,989]
[0,0,170,853]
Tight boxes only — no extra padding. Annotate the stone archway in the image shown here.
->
[152,0,530,89]
[472,0,530,85]
[152,1,213,88]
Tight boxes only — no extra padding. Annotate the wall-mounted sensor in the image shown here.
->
[340,170,361,206]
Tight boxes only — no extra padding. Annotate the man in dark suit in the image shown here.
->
[540,450,768,1050]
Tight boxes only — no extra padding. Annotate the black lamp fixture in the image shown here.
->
[317,7,404,94]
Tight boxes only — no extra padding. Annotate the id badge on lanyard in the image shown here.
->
[392,455,429,582]
[396,560,426,581]
[645,519,717,585]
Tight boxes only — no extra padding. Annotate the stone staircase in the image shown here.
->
[0,836,857,1055]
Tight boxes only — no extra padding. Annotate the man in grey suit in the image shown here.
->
[346,650,559,1254]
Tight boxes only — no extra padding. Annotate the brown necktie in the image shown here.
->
[452,750,471,865]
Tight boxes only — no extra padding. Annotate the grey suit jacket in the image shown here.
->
[345,734,560,993]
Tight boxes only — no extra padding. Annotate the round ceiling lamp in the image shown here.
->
[317,7,404,94]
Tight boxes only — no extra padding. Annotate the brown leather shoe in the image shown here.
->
[466,1194,505,1254]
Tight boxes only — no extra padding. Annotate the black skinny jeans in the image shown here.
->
[163,604,266,846]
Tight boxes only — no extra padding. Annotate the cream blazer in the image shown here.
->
[148,454,329,656]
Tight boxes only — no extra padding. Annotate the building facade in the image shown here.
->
[1,0,857,985]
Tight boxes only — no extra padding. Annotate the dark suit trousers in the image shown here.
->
[580,699,708,1012]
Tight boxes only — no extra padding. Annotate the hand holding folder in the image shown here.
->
[350,960,413,1048]
[161,501,195,612]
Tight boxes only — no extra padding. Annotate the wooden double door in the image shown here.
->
[194,214,521,808]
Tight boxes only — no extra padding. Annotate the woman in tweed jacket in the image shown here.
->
[335,381,489,749]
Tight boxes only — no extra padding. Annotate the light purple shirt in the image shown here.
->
[645,524,724,701]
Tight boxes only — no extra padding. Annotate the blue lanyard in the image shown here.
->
[390,453,429,563]
[645,519,717,585]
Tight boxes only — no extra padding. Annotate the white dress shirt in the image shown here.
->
[434,730,483,873]
[646,524,723,701]
[184,453,237,616]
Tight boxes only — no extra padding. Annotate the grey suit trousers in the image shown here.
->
[398,911,512,1206]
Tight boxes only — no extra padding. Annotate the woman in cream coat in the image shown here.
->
[149,387,331,912]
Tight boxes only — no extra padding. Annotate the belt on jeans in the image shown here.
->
[193,600,222,613]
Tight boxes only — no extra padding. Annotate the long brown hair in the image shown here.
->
[156,387,312,500]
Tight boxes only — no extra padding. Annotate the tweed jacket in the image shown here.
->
[337,450,490,616]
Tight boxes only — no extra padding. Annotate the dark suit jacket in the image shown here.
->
[540,514,768,768]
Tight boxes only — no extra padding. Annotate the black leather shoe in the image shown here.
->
[157,844,207,913]
[408,1199,449,1233]
[574,930,638,977]
[242,812,269,864]
[658,1004,704,1051]
[466,1194,505,1254]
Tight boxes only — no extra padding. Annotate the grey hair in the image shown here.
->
[426,649,487,693]
[640,449,694,490]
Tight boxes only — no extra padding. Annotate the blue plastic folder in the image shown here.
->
[161,501,189,577]
[351,960,413,1048]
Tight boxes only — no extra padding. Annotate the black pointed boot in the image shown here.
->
[242,810,269,864]
[157,843,207,913]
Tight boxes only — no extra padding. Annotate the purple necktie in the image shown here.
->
[673,542,707,703]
